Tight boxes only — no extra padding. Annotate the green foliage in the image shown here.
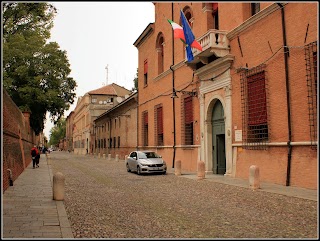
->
[3,3,77,135]
[48,118,66,146]
[132,68,138,91]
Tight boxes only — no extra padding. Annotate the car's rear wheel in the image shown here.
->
[137,166,141,175]
[126,163,131,172]
[162,171,166,175]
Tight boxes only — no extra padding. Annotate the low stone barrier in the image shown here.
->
[53,172,65,201]
[197,161,205,180]
[249,165,260,190]
[175,160,181,176]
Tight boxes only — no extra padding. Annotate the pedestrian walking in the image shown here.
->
[31,145,40,169]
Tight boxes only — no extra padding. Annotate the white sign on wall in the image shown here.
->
[235,130,242,142]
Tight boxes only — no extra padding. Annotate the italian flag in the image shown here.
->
[167,19,202,51]
[167,19,186,41]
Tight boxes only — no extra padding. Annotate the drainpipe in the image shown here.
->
[278,3,292,186]
[171,3,176,168]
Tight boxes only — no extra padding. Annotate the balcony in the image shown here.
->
[186,29,230,69]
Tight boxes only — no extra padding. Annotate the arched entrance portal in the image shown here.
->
[212,100,226,174]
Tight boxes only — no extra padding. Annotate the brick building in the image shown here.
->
[93,92,138,159]
[72,83,132,155]
[134,2,317,189]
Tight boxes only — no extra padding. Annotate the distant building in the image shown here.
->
[72,83,132,155]
[94,92,138,159]
[66,111,75,152]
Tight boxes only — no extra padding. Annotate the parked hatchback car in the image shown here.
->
[126,151,167,175]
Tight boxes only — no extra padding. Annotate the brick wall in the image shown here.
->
[3,89,36,193]
[230,3,318,189]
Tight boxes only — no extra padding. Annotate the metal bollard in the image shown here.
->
[108,154,111,161]
[249,165,260,190]
[53,172,65,200]
[115,154,119,162]
[197,161,205,180]
[175,160,181,176]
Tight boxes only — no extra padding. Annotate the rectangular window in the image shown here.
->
[241,65,269,150]
[251,3,260,16]
[113,137,116,148]
[110,138,112,148]
[144,59,148,86]
[184,96,194,145]
[142,111,148,146]
[155,105,164,146]
[118,136,120,148]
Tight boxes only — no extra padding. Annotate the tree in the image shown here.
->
[132,68,138,91]
[3,3,77,135]
[48,118,66,147]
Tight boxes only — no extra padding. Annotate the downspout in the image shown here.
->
[171,3,176,168]
[278,3,292,186]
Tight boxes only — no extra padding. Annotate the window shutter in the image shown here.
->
[184,96,193,124]
[213,3,218,13]
[157,107,163,134]
[144,112,148,124]
[144,59,148,74]
[247,72,267,125]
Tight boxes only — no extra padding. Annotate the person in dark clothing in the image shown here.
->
[31,145,40,169]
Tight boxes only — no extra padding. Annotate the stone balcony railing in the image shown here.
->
[186,29,230,67]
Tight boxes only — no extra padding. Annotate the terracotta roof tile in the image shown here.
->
[87,84,117,95]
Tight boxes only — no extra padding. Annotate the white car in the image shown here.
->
[126,151,167,175]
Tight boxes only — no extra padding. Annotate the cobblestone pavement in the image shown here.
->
[50,151,318,239]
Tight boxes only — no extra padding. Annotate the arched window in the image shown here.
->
[156,32,165,74]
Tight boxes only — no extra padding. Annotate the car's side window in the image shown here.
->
[130,152,137,158]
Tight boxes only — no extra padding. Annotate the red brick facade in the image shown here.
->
[134,2,318,189]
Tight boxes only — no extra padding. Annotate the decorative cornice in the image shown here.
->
[227,3,282,40]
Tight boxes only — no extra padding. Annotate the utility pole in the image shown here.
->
[105,65,109,86]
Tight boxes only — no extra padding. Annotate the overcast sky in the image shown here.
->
[44,1,155,138]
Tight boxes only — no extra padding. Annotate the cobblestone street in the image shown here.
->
[50,151,318,239]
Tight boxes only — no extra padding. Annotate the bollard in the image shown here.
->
[47,153,51,165]
[98,153,101,159]
[175,160,182,176]
[115,154,119,162]
[125,155,128,163]
[103,154,106,159]
[93,153,96,158]
[108,154,111,161]
[53,172,65,201]
[249,165,260,190]
[197,161,205,180]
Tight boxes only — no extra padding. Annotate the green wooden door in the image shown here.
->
[212,100,226,174]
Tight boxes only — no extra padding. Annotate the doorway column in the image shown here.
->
[224,85,233,176]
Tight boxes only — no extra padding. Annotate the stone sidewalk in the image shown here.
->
[2,154,73,239]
